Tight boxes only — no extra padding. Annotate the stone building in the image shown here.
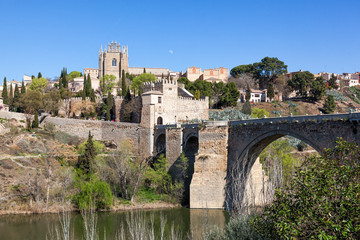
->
[185,66,229,83]
[99,42,129,81]
[141,79,209,127]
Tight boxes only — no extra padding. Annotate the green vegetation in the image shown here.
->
[2,77,8,104]
[177,77,239,108]
[324,94,336,114]
[288,71,315,97]
[100,74,116,96]
[252,139,360,239]
[251,107,269,118]
[131,73,156,95]
[310,76,326,101]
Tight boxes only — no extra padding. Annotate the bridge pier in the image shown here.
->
[165,127,183,165]
[190,123,228,209]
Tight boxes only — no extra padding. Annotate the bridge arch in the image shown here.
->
[237,129,323,164]
[154,133,166,155]
[227,129,322,211]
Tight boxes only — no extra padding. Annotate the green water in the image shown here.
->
[0,208,229,240]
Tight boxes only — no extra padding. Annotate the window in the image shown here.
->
[157,117,163,125]
[112,58,117,66]
[158,97,162,103]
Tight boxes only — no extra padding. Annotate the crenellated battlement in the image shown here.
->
[178,96,208,102]
[143,79,178,93]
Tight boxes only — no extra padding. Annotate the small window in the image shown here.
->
[157,117,163,125]
[112,58,117,66]
[158,97,162,103]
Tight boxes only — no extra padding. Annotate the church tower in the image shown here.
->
[98,41,128,81]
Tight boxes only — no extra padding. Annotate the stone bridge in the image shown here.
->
[155,113,360,209]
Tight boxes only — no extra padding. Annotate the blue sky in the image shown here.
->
[0,0,359,84]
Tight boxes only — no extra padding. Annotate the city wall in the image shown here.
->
[42,117,151,156]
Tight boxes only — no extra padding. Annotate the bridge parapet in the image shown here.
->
[229,112,360,126]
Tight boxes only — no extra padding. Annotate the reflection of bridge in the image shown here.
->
[154,113,360,209]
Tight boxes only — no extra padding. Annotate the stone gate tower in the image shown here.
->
[98,41,129,81]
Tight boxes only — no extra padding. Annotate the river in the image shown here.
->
[0,208,229,239]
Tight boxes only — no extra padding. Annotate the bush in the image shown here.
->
[252,139,360,239]
[44,122,56,133]
[73,173,113,210]
[205,215,263,240]
[54,131,81,145]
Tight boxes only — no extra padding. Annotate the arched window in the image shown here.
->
[112,58,117,66]
[157,117,163,125]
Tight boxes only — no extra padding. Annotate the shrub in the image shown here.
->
[252,139,360,239]
[205,215,263,240]
[73,173,113,210]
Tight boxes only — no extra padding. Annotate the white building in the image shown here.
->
[239,89,268,103]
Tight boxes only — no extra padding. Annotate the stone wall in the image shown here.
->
[42,117,151,156]
[0,112,33,124]
[190,123,229,209]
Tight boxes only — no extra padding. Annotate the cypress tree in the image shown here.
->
[9,84,13,110]
[2,77,8,105]
[60,67,68,89]
[242,100,252,115]
[86,74,92,97]
[31,75,35,79]
[32,111,39,128]
[121,69,127,96]
[267,83,275,101]
[106,92,113,121]
[245,83,251,101]
[83,74,87,97]
[21,81,26,94]
[125,87,131,102]
[90,89,96,102]
[37,72,42,79]
[77,131,97,176]
[323,95,336,114]
[13,84,20,112]
[143,68,146,73]
[81,89,86,100]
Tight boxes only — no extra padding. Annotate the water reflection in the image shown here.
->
[0,208,229,240]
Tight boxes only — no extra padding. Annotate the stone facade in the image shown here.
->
[99,42,129,81]
[185,66,229,83]
[141,79,209,128]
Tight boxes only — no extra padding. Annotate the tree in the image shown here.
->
[32,111,39,128]
[68,71,82,81]
[323,95,336,114]
[21,81,26,95]
[218,82,240,108]
[230,64,254,78]
[29,77,48,93]
[9,84,13,110]
[251,107,269,118]
[37,72,42,79]
[100,74,116,96]
[242,100,251,115]
[310,76,326,101]
[245,83,251,101]
[43,90,61,115]
[77,132,97,176]
[86,74,92,97]
[90,89,96,103]
[130,73,156,95]
[194,90,200,100]
[328,74,338,90]
[143,68,146,73]
[121,69,127,96]
[2,77,8,104]
[252,139,360,239]
[17,90,43,114]
[106,92,113,121]
[83,75,87,98]
[267,83,274,101]
[59,67,68,89]
[288,71,315,97]
[253,57,288,89]
[13,84,20,112]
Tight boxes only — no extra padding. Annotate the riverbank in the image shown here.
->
[0,201,180,216]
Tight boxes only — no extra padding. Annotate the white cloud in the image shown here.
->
[169,49,174,54]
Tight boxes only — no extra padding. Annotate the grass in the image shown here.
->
[136,187,170,203]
